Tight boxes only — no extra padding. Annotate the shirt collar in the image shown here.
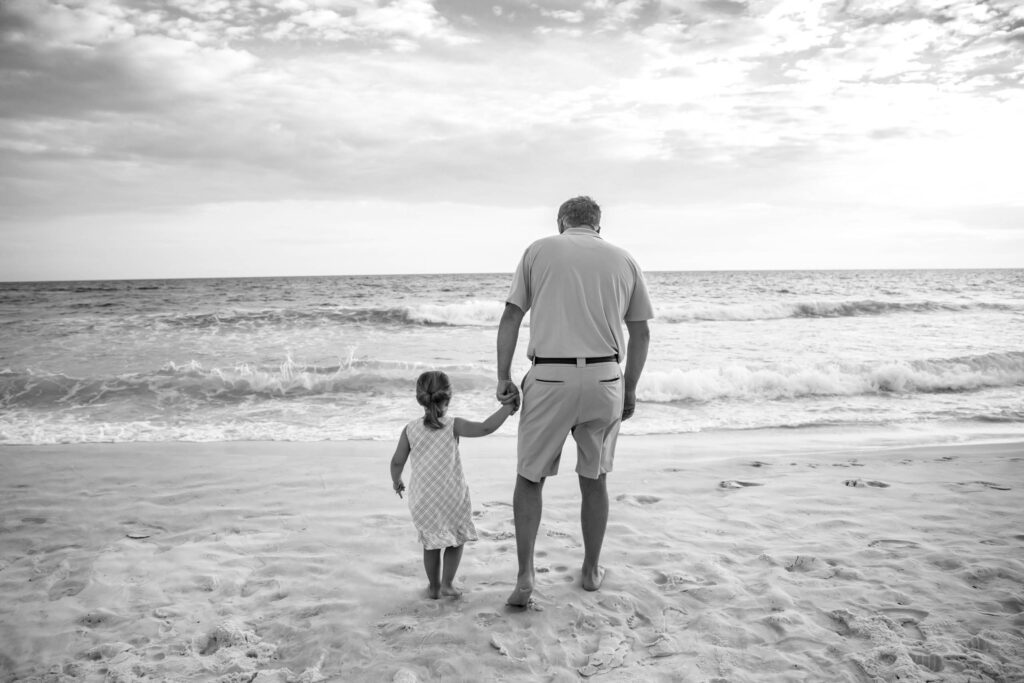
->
[563,226,601,238]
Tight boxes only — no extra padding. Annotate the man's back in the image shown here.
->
[508,227,651,360]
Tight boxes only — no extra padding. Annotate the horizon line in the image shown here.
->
[2,265,1021,285]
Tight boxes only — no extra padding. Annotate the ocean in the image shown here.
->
[1,270,1022,446]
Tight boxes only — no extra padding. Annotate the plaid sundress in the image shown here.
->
[405,416,479,550]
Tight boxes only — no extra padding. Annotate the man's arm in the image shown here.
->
[496,303,525,405]
[622,319,650,421]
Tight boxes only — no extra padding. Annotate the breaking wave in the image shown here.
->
[152,300,507,329]
[656,300,1017,322]
[0,358,495,410]
[639,351,1024,403]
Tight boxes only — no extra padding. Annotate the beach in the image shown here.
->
[2,432,1022,682]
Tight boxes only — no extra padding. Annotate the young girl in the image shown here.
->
[390,371,516,599]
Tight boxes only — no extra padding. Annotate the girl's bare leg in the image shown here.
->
[440,545,464,598]
[423,548,441,599]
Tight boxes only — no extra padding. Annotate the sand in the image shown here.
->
[0,432,1022,682]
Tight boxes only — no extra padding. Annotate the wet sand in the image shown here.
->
[1,434,1022,682]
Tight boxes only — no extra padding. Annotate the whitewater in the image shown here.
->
[1,269,1021,444]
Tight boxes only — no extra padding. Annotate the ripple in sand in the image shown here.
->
[959,480,1011,491]
[868,539,920,550]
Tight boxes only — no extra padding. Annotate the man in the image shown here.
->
[496,195,653,607]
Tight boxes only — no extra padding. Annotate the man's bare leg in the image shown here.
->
[579,473,608,591]
[507,474,544,606]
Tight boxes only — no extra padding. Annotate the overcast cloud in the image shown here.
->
[1,0,1021,279]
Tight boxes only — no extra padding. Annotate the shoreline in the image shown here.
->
[2,434,1022,681]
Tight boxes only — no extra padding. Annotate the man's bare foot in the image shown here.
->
[581,565,605,592]
[440,584,463,599]
[506,576,534,607]
[427,584,441,599]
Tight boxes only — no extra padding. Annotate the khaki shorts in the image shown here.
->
[517,361,623,482]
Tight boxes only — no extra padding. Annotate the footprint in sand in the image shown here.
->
[479,529,515,541]
[844,479,890,488]
[749,461,771,468]
[489,632,528,661]
[241,578,280,598]
[909,651,945,672]
[545,529,581,548]
[879,606,929,621]
[652,570,709,591]
[577,634,632,677]
[474,611,502,628]
[377,617,418,636]
[48,578,88,600]
[615,494,661,505]
[76,609,123,629]
[719,480,763,489]
[965,634,994,653]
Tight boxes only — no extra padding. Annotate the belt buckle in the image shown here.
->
[576,357,585,368]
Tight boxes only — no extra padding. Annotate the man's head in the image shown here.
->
[557,196,601,233]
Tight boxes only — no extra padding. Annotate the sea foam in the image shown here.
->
[656,299,1017,322]
[639,352,1024,403]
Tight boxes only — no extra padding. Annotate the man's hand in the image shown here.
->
[622,319,649,422]
[496,380,520,412]
[622,388,637,421]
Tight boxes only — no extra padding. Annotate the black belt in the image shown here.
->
[533,355,618,365]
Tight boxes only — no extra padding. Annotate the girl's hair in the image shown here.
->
[416,371,452,430]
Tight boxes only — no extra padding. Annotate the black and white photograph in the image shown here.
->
[1,0,1022,680]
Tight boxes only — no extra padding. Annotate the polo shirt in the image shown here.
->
[506,227,654,360]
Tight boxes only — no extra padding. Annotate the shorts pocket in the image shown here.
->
[536,379,565,384]
[599,377,620,383]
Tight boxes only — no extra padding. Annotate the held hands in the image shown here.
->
[393,480,405,498]
[496,379,521,414]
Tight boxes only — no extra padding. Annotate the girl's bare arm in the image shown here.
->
[453,403,515,439]
[390,427,411,496]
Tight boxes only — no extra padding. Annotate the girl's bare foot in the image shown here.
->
[440,584,463,599]
[427,583,441,599]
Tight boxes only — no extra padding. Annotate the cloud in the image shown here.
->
[1,0,1022,226]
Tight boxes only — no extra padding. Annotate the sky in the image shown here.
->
[1,0,1022,280]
